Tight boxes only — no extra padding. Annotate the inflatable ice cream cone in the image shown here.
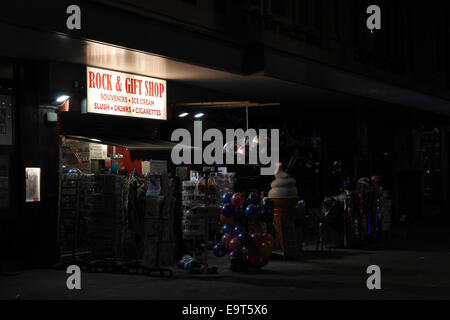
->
[268,169,298,250]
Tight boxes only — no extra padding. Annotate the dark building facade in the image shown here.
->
[1,0,450,268]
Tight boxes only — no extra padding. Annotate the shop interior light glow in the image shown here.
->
[178,113,189,118]
[56,95,70,103]
[194,113,204,118]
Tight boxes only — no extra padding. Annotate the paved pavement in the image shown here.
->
[1,248,450,300]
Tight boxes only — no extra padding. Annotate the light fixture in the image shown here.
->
[56,95,70,103]
[90,138,102,142]
[178,112,189,118]
[194,113,204,118]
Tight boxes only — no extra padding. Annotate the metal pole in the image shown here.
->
[246,106,249,131]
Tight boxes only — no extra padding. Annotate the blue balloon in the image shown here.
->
[232,225,242,236]
[221,204,236,218]
[248,192,261,205]
[212,243,227,257]
[221,192,233,204]
[222,224,233,234]
[262,197,275,211]
[237,232,252,247]
[245,204,260,219]
[229,250,244,265]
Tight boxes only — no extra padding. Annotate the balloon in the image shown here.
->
[250,135,259,150]
[231,193,246,207]
[260,209,274,223]
[249,254,269,267]
[220,214,234,225]
[222,224,233,234]
[248,192,261,205]
[221,192,233,204]
[297,199,305,208]
[212,243,227,257]
[245,204,260,219]
[248,255,260,266]
[221,233,233,247]
[250,233,263,247]
[221,203,236,218]
[262,197,275,211]
[232,225,242,236]
[228,237,243,252]
[250,222,264,234]
[260,240,273,256]
[262,233,274,243]
[229,250,245,265]
[237,232,252,247]
[223,141,235,156]
[247,245,259,258]
[237,145,253,164]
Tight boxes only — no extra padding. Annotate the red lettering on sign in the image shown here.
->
[159,83,165,98]
[89,71,96,88]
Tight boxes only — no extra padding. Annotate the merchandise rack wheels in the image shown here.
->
[82,258,117,273]
[118,260,173,278]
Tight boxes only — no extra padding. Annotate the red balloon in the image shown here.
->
[262,233,274,243]
[220,215,234,225]
[250,233,263,247]
[248,255,260,266]
[231,193,245,208]
[221,233,233,247]
[247,245,260,258]
[260,240,273,256]
[228,237,243,252]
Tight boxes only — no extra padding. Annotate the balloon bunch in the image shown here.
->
[213,192,276,270]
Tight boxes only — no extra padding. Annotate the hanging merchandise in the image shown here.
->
[181,181,204,239]
[320,176,385,249]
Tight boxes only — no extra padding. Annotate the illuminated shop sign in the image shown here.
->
[86,66,167,120]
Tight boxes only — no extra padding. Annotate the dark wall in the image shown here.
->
[14,60,59,267]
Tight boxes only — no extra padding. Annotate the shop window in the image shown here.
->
[25,167,41,203]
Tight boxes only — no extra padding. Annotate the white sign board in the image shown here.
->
[86,66,167,120]
[89,143,108,160]
[25,167,41,203]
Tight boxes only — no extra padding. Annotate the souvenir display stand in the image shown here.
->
[57,170,174,277]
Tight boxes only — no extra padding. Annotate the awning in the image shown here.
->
[63,135,190,162]
[65,135,177,151]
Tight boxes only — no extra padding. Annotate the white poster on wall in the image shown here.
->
[89,143,108,160]
[25,167,41,203]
